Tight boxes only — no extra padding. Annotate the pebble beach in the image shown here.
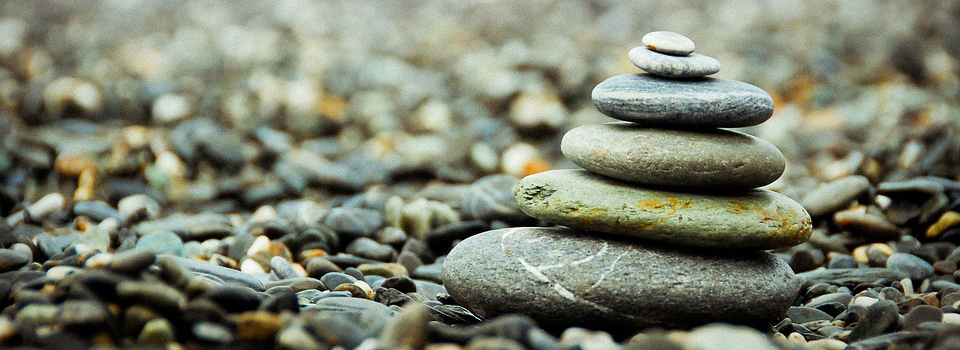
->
[0,1,960,349]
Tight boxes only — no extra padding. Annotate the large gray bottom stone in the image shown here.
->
[514,169,812,249]
[561,122,785,189]
[591,74,774,128]
[441,227,800,330]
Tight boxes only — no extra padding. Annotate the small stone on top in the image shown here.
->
[642,31,695,56]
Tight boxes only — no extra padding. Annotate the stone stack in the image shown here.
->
[442,31,813,331]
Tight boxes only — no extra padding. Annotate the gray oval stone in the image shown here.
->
[561,123,785,189]
[642,31,695,56]
[514,169,811,249]
[442,227,800,330]
[592,74,774,128]
[628,47,719,78]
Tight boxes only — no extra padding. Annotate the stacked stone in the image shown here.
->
[442,32,814,331]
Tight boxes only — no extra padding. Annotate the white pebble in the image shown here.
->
[240,258,267,275]
[943,313,960,325]
[642,31,696,56]
[152,94,192,123]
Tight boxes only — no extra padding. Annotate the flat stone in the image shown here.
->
[801,176,871,217]
[561,123,785,189]
[161,255,265,291]
[514,169,811,249]
[629,47,720,78]
[642,31,695,56]
[797,268,909,289]
[886,253,934,281]
[847,299,899,342]
[442,227,800,330]
[786,306,834,323]
[592,74,774,128]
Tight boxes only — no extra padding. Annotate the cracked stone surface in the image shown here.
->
[441,226,800,330]
[561,122,786,189]
[514,169,812,249]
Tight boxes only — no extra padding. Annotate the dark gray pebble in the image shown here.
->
[270,256,299,280]
[192,321,234,344]
[306,297,395,334]
[375,287,414,306]
[0,249,30,272]
[591,73,774,128]
[305,257,342,278]
[323,207,384,239]
[847,299,899,342]
[886,253,935,280]
[320,272,358,290]
[263,277,325,292]
[786,306,834,323]
[381,276,417,293]
[345,237,396,262]
[902,305,942,331]
[413,262,443,282]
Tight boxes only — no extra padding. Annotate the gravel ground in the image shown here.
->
[0,1,959,349]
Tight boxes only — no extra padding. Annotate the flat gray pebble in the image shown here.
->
[592,74,774,127]
[562,123,785,189]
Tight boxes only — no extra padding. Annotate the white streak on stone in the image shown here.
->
[587,251,629,292]
[538,242,609,272]
[517,258,551,283]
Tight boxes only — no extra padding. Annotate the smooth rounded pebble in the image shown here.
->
[442,227,800,330]
[514,169,812,249]
[629,47,719,78]
[642,31,695,56]
[800,175,871,217]
[592,74,775,127]
[561,123,785,189]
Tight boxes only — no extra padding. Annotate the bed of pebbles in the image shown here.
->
[0,1,959,350]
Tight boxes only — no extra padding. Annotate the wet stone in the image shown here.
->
[561,123,785,189]
[797,268,909,289]
[323,207,384,239]
[135,230,185,257]
[591,74,774,128]
[320,272,358,290]
[460,174,525,222]
[345,237,396,262]
[442,227,799,330]
[73,201,123,222]
[847,299,899,342]
[786,306,834,324]
[108,248,156,275]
